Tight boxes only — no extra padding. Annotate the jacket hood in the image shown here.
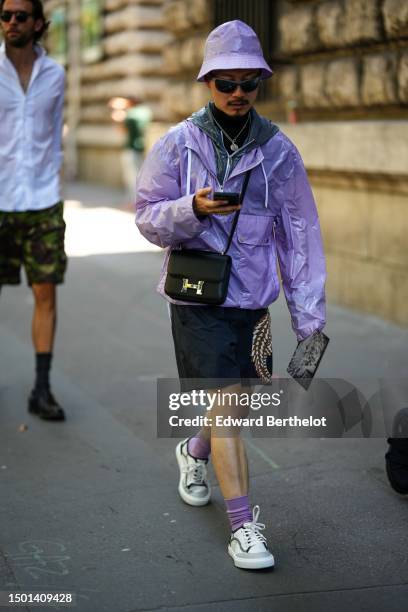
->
[189,102,279,149]
[187,103,279,186]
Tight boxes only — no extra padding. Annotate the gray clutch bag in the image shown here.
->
[287,330,330,390]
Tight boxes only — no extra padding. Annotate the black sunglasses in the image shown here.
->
[1,10,33,23]
[213,77,261,94]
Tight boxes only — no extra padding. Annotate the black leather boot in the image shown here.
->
[28,389,65,421]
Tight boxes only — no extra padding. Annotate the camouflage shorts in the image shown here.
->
[0,202,67,286]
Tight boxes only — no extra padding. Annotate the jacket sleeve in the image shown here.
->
[274,147,327,341]
[135,132,210,248]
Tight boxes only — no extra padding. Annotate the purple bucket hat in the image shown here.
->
[197,20,273,82]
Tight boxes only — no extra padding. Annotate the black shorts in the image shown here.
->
[170,304,273,390]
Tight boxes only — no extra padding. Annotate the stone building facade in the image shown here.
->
[44,0,168,184]
[274,0,408,327]
[160,0,211,120]
[40,0,407,326]
[278,0,408,119]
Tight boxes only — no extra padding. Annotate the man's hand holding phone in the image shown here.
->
[193,187,241,216]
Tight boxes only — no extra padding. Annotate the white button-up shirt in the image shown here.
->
[0,43,65,212]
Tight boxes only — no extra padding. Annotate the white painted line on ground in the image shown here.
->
[246,439,279,470]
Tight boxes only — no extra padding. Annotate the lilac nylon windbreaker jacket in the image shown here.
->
[135,105,326,341]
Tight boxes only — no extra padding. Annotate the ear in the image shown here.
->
[205,80,211,90]
[34,18,43,34]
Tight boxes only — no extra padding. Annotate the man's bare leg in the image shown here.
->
[31,283,56,352]
[209,383,250,498]
[29,283,64,420]
[211,436,249,498]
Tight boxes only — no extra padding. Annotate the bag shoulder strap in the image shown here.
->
[223,168,252,255]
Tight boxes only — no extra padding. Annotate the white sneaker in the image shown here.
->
[175,438,211,506]
[228,505,275,570]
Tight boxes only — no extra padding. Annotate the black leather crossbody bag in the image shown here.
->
[164,169,252,305]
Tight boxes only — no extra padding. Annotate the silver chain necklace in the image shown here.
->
[212,112,251,152]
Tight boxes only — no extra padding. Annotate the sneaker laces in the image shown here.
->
[241,505,267,546]
[183,461,207,486]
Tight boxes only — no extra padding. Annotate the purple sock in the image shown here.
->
[187,432,211,459]
[225,495,253,532]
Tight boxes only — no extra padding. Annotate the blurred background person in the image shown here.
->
[108,96,152,205]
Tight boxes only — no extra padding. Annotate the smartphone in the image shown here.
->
[213,191,240,205]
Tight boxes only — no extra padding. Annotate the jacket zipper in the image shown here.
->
[220,138,255,190]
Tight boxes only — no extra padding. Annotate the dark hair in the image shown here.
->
[0,0,50,41]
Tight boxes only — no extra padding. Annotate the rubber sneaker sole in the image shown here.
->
[175,440,211,506]
[228,545,275,570]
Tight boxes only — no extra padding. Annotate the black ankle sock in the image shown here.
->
[35,352,52,393]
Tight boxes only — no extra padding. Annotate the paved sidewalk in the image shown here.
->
[0,182,407,612]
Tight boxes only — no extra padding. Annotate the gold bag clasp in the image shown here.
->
[181,278,204,295]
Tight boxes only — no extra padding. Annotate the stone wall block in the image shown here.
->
[343,0,381,45]
[279,6,318,54]
[393,272,408,327]
[187,0,211,27]
[163,0,191,34]
[369,192,408,268]
[179,36,207,71]
[163,42,182,75]
[324,253,344,303]
[162,82,191,117]
[398,52,408,103]
[361,54,398,105]
[382,0,408,38]
[195,36,206,69]
[80,104,112,124]
[300,63,331,108]
[191,82,210,112]
[278,66,300,102]
[78,148,123,187]
[80,100,171,126]
[81,78,166,103]
[314,186,370,258]
[180,38,196,69]
[104,6,164,33]
[105,0,163,11]
[80,100,165,126]
[316,1,346,48]
[342,259,394,320]
[282,121,408,175]
[165,81,210,118]
[104,30,171,56]
[82,53,163,81]
[326,58,360,106]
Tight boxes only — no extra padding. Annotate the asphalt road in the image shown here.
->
[1,183,407,612]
